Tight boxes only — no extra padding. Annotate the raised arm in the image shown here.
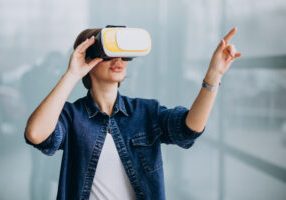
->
[25,36,102,144]
[185,27,241,132]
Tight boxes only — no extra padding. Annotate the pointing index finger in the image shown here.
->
[223,27,237,43]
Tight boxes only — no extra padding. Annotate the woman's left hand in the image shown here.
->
[208,27,241,77]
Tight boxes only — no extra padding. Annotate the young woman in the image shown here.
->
[24,27,241,200]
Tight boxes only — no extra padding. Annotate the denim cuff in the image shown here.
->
[168,106,204,149]
[24,121,64,156]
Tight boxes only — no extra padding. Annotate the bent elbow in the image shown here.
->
[24,126,42,145]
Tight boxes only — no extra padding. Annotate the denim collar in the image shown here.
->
[84,90,129,118]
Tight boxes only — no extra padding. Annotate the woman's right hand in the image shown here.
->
[25,37,103,145]
[67,36,103,79]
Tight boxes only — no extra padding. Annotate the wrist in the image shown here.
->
[202,79,220,92]
[204,68,222,86]
[64,70,82,83]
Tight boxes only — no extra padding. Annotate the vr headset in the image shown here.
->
[86,25,152,61]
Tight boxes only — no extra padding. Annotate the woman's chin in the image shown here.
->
[109,73,125,81]
[106,77,124,84]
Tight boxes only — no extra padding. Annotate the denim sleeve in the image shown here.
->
[156,101,205,149]
[24,102,71,156]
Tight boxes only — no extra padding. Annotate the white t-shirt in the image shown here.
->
[89,132,136,200]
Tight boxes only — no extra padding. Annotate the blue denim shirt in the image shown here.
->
[25,90,204,200]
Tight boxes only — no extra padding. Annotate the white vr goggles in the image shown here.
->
[86,25,152,61]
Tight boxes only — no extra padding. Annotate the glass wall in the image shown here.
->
[0,0,285,199]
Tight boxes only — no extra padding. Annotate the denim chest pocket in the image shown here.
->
[131,127,163,174]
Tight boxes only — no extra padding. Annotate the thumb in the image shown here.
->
[87,58,103,68]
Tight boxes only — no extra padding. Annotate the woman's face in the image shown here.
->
[89,58,128,85]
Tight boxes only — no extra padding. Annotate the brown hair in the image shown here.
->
[73,28,121,89]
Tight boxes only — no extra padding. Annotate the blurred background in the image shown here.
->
[1,0,286,199]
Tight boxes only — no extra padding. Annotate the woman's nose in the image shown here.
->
[112,57,123,63]
[116,57,123,61]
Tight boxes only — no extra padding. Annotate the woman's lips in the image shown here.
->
[109,66,124,72]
